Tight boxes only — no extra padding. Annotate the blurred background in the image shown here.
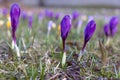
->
[0,0,120,8]
[0,0,120,19]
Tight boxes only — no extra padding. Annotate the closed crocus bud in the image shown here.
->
[28,16,33,29]
[111,26,118,37]
[48,21,53,31]
[104,24,110,37]
[77,20,83,34]
[10,3,20,44]
[45,10,53,19]
[21,11,27,20]
[38,12,44,21]
[55,13,60,20]
[10,3,21,59]
[47,20,53,37]
[109,17,119,37]
[72,11,79,21]
[104,21,118,46]
[82,20,96,51]
[2,8,8,16]
[61,15,71,52]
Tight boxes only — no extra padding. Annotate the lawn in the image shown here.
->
[0,5,120,80]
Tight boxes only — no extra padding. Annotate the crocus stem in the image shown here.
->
[78,50,84,61]
[47,30,50,38]
[62,52,66,68]
[77,26,81,34]
[12,40,20,60]
[82,42,87,51]
[12,40,15,49]
[12,32,20,60]
[105,37,111,47]
[12,31,17,43]
[15,43,20,60]
[28,28,32,35]
[12,32,16,49]
[78,42,86,61]
[62,40,65,52]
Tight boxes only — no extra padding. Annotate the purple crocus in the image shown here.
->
[45,10,53,19]
[72,11,80,21]
[28,16,33,29]
[109,17,119,37]
[104,17,119,37]
[10,3,20,44]
[21,11,27,20]
[104,24,110,37]
[2,8,8,16]
[61,15,71,52]
[55,13,60,20]
[82,20,96,51]
[38,12,44,21]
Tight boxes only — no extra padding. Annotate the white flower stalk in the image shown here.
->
[47,21,52,37]
[78,50,83,61]
[12,40,20,60]
[77,20,83,34]
[62,52,66,68]
[14,42,20,59]
[105,37,111,47]
[38,15,43,25]
[12,40,15,49]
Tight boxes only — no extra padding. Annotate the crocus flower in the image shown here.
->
[82,20,96,51]
[57,25,61,36]
[77,20,83,34]
[55,13,60,20]
[103,17,119,46]
[48,21,53,32]
[104,24,110,37]
[10,3,20,43]
[61,15,71,52]
[72,11,79,21]
[28,16,33,29]
[38,12,44,21]
[109,17,119,37]
[6,15,11,39]
[104,17,119,37]
[45,10,53,19]
[21,11,27,20]
[2,8,8,16]
[6,16,11,29]
[10,3,20,58]
[47,20,56,37]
